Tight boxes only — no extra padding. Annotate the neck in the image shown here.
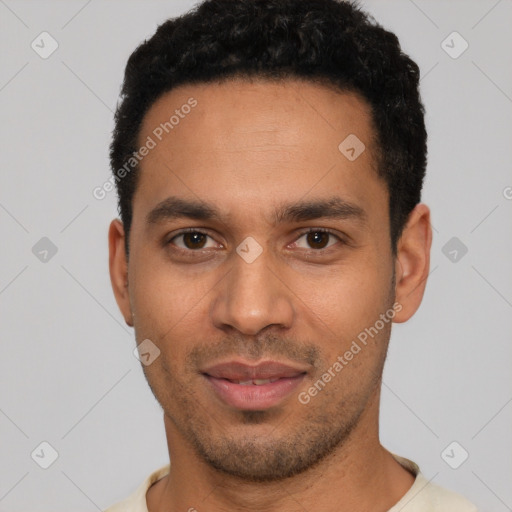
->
[147,390,415,512]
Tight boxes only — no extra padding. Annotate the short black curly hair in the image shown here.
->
[110,0,426,256]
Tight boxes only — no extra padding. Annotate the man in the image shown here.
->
[105,0,477,510]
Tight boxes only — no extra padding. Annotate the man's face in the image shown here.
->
[120,79,399,481]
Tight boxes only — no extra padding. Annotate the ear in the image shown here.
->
[108,219,133,327]
[393,203,432,323]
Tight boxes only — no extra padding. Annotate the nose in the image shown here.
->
[210,249,295,336]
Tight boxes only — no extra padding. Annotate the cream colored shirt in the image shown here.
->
[104,454,478,511]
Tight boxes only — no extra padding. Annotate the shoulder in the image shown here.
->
[103,464,171,512]
[388,453,478,512]
[401,473,478,512]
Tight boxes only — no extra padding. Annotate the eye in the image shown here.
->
[169,230,220,250]
[293,229,340,250]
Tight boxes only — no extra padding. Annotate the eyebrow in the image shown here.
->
[273,197,367,224]
[147,197,220,225]
[146,196,367,226]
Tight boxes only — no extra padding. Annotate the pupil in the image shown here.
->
[307,232,328,249]
[184,232,206,249]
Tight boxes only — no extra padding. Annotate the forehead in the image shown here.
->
[139,77,376,152]
[133,77,386,223]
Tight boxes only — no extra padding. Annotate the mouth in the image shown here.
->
[217,377,283,385]
[200,360,309,410]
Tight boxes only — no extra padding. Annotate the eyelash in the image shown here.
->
[167,227,343,252]
[293,228,342,250]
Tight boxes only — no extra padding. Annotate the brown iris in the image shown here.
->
[306,231,330,249]
[183,232,207,249]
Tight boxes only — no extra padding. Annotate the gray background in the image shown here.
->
[1,0,511,510]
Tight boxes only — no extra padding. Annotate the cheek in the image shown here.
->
[288,256,392,341]
[129,255,215,343]
[130,265,210,392]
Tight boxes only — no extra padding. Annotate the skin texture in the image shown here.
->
[109,78,432,512]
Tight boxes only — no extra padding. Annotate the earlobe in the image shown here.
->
[393,203,432,323]
[108,219,134,327]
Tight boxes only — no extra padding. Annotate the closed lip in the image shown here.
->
[200,360,309,381]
